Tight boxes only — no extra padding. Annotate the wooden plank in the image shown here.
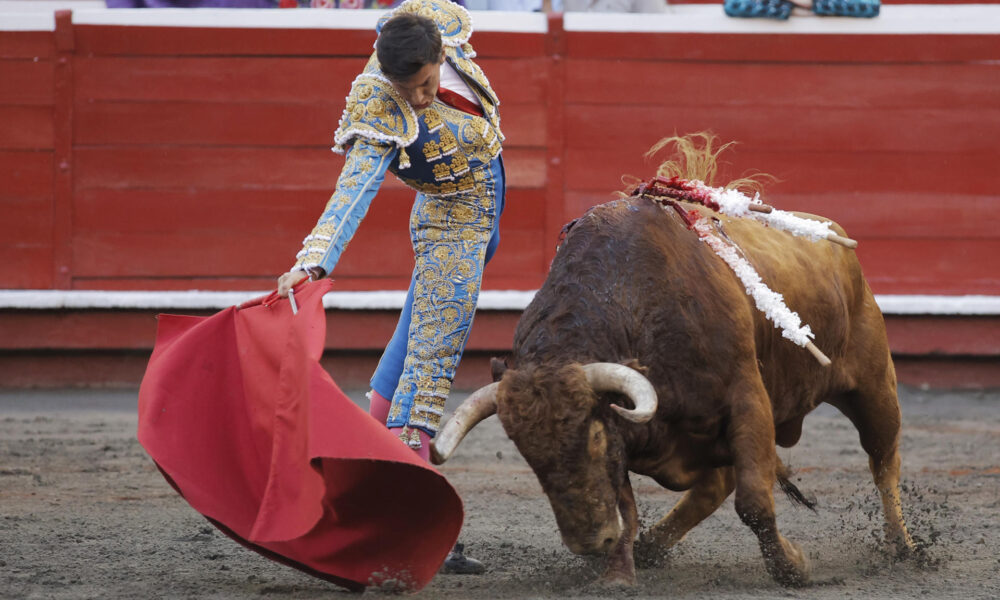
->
[2,311,997,356]
[0,196,53,245]
[564,147,1000,197]
[0,311,159,350]
[856,239,1000,295]
[564,32,1000,63]
[0,248,54,289]
[71,174,546,236]
[0,105,54,150]
[0,32,53,60]
[498,103,546,148]
[564,104,1000,156]
[498,187,548,230]
[893,357,1000,390]
[74,146,547,191]
[464,31,547,59]
[74,25,375,57]
[0,60,54,105]
[884,316,1000,356]
[73,188,334,235]
[74,146,342,191]
[0,352,152,388]
[566,60,1000,110]
[472,57,549,105]
[70,190,548,281]
[70,275,413,291]
[74,100,545,148]
[72,230,307,278]
[0,151,53,201]
[763,192,1000,240]
[482,229,547,283]
[75,101,340,147]
[74,25,543,59]
[75,55,546,105]
[75,56,365,102]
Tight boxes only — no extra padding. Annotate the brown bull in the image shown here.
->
[431,192,916,586]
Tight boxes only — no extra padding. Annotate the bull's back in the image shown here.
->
[518,198,883,399]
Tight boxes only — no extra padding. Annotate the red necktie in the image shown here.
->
[436,87,483,117]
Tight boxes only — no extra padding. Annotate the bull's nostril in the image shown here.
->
[603,536,615,549]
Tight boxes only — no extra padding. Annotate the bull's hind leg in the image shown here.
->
[729,380,811,586]
[637,467,735,566]
[829,371,915,557]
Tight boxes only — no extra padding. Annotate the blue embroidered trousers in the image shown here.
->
[371,155,505,438]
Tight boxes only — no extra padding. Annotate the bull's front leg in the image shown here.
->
[600,476,638,586]
[636,466,735,567]
[729,383,811,587]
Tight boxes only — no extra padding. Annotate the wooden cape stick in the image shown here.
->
[806,341,831,366]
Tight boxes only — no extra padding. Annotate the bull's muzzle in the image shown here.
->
[561,508,624,556]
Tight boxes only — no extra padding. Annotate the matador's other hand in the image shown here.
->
[277,270,309,298]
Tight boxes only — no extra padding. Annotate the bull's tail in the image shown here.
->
[776,458,818,511]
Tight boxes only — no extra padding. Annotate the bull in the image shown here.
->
[430,146,916,586]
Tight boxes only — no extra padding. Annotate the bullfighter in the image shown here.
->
[276,0,505,574]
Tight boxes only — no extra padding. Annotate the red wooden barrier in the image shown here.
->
[1,5,999,388]
[2,6,998,295]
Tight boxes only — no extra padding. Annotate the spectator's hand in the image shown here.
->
[277,270,309,297]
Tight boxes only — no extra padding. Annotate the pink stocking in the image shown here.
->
[367,390,432,463]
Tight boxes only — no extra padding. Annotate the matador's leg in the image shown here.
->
[386,162,502,447]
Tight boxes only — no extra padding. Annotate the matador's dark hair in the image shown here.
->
[376,13,443,82]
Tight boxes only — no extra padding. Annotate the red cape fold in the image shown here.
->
[137,280,463,592]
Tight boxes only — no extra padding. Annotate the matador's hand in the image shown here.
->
[277,270,309,298]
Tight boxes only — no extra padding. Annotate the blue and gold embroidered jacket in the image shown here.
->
[294,0,503,276]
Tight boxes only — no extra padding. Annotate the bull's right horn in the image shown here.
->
[582,363,658,423]
[430,382,499,465]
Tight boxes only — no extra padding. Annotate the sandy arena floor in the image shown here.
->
[1,384,998,599]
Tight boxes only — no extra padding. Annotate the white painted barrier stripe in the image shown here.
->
[565,5,1000,35]
[1,290,999,315]
[1,13,58,31]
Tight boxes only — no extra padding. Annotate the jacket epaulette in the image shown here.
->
[332,0,501,167]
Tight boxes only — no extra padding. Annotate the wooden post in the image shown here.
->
[543,12,566,271]
[52,10,75,290]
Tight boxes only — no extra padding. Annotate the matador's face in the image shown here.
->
[389,51,445,112]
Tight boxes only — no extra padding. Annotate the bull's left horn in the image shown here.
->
[430,382,499,465]
[582,363,658,423]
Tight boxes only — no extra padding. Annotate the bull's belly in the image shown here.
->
[630,443,731,492]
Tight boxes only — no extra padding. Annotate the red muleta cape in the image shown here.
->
[137,280,463,592]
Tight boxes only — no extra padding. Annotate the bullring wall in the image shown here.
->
[1,4,998,388]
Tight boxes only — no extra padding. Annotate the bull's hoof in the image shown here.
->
[633,536,671,569]
[887,531,918,561]
[596,570,637,587]
[765,537,811,587]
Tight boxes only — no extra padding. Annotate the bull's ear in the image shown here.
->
[490,356,509,382]
[620,358,649,377]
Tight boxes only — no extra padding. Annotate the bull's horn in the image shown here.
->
[582,363,658,423]
[430,382,499,465]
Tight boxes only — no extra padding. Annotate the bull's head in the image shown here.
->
[432,362,656,556]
